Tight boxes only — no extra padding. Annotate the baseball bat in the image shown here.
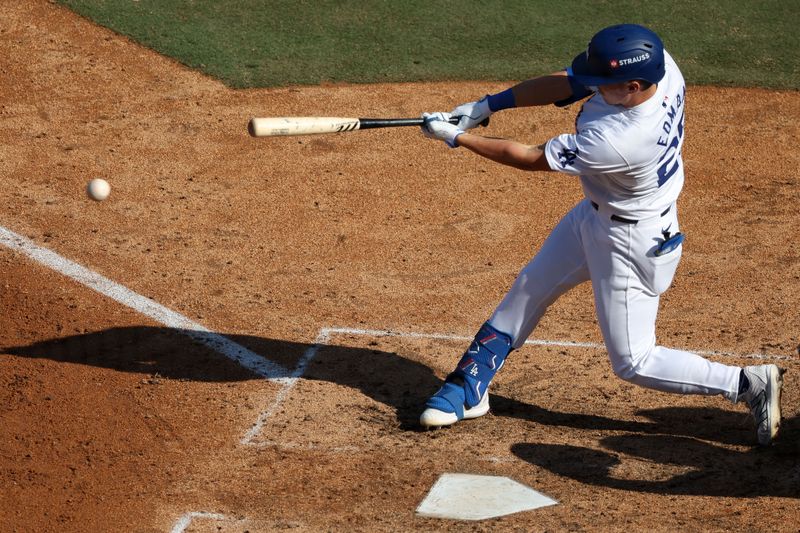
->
[247,116,460,137]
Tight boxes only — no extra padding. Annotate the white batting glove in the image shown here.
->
[450,96,491,130]
[421,112,464,148]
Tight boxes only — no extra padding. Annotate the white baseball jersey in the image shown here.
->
[488,51,742,403]
[544,51,686,220]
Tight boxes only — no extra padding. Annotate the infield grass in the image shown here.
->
[58,0,799,89]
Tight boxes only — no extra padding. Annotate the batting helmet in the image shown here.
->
[570,24,665,86]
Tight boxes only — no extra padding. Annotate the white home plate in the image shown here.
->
[416,473,558,520]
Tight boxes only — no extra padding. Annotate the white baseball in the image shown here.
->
[87,178,111,201]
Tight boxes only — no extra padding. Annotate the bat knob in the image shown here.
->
[247,119,256,137]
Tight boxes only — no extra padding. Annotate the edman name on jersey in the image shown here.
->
[657,85,686,147]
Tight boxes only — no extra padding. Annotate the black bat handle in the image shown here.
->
[357,117,461,129]
[358,116,490,129]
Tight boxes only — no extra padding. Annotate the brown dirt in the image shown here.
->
[1,2,798,532]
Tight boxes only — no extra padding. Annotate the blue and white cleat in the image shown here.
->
[420,380,490,428]
[419,323,512,429]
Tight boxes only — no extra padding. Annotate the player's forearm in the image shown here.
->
[456,133,552,172]
[485,71,577,112]
[510,72,573,107]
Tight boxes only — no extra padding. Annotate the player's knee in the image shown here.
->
[611,361,638,382]
[515,268,535,290]
[607,344,655,383]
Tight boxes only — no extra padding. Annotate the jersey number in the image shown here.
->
[657,109,685,187]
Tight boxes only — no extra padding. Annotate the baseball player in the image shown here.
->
[419,24,784,445]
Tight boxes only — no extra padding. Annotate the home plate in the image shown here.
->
[416,473,558,520]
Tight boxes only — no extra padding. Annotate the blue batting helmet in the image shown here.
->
[570,24,665,86]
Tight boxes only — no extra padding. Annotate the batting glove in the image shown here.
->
[421,112,464,148]
[450,96,492,130]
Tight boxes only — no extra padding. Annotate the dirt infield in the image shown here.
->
[1,2,798,531]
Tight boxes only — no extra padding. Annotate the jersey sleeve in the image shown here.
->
[544,129,630,176]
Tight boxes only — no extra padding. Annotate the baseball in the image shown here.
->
[86,178,111,201]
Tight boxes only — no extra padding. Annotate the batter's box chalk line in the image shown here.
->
[2,224,791,442]
[4,224,793,527]
[239,326,793,446]
[0,225,290,379]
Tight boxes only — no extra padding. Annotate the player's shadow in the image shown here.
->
[511,412,800,498]
[2,326,445,428]
[5,326,794,442]
[490,397,760,446]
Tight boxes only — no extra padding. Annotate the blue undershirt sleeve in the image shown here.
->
[486,88,516,111]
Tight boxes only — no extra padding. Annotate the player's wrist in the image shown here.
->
[448,129,466,148]
[487,88,517,112]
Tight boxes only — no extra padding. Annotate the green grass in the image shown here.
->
[59,0,799,89]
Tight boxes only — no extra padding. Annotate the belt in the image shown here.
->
[591,201,670,224]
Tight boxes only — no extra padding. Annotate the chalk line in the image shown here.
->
[240,329,330,445]
[244,325,794,443]
[4,222,789,445]
[323,326,794,361]
[0,225,289,379]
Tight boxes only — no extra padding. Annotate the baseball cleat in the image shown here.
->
[740,364,785,446]
[419,323,512,429]
[420,388,490,428]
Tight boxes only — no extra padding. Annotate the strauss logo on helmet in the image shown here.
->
[619,53,651,66]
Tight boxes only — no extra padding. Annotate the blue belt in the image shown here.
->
[591,201,671,224]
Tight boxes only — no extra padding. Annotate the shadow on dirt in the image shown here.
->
[5,326,796,447]
[492,397,761,446]
[2,326,443,428]
[511,412,799,498]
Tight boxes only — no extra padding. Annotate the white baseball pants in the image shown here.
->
[489,199,741,402]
